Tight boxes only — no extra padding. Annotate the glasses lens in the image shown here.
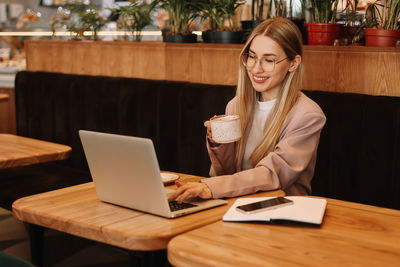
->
[241,53,250,67]
[242,53,256,68]
[242,53,275,72]
[261,58,275,72]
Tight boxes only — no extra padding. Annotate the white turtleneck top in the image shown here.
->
[242,98,276,170]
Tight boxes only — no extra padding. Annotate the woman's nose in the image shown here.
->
[253,60,264,73]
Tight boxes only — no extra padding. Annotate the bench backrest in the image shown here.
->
[15,71,400,209]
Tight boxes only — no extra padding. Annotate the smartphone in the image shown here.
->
[236,197,294,214]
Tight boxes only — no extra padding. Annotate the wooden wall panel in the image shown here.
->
[198,45,241,85]
[302,50,338,92]
[25,41,400,96]
[302,46,400,96]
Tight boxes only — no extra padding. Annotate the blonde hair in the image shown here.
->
[235,17,304,168]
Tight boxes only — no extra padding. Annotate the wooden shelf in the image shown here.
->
[25,40,400,96]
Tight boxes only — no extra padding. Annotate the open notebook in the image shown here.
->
[223,196,327,225]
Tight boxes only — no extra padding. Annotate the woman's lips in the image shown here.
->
[252,75,269,83]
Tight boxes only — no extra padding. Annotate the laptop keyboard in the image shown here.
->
[169,201,197,212]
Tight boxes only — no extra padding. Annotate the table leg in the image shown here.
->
[24,223,44,267]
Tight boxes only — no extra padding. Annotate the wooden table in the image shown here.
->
[0,134,72,169]
[12,174,284,253]
[168,197,400,267]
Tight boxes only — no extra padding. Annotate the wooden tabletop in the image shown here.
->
[0,134,72,169]
[12,173,284,251]
[168,197,400,267]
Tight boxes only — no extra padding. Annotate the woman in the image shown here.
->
[169,17,326,203]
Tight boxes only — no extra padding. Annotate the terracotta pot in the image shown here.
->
[306,23,342,45]
[364,28,400,47]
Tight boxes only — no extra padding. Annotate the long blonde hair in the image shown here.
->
[235,17,304,168]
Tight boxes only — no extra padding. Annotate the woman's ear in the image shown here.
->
[288,55,301,72]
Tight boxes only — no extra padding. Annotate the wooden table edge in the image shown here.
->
[11,180,284,251]
[167,196,400,267]
[0,134,72,168]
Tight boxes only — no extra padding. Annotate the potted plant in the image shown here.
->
[110,1,155,41]
[241,0,265,32]
[306,0,342,45]
[200,0,246,43]
[153,0,202,43]
[340,0,365,45]
[51,1,107,41]
[287,0,307,43]
[198,0,220,42]
[364,0,400,47]
[64,1,107,41]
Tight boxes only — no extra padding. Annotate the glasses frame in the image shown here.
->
[241,52,288,72]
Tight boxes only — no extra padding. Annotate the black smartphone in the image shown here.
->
[236,197,294,214]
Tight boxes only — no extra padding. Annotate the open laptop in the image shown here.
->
[79,130,227,218]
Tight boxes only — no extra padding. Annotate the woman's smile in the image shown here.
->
[252,74,269,83]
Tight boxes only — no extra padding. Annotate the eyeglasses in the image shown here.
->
[241,53,288,72]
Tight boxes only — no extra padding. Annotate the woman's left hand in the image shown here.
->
[168,180,212,203]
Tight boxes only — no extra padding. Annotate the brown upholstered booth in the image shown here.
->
[2,71,399,211]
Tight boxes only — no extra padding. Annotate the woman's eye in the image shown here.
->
[248,54,257,59]
[263,58,274,63]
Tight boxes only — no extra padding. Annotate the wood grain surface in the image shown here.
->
[12,174,284,251]
[0,93,9,102]
[0,89,15,133]
[25,40,400,96]
[168,197,400,267]
[0,134,71,169]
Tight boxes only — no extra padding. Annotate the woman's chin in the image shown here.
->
[251,82,269,93]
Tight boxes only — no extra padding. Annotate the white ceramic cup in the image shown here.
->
[210,115,242,144]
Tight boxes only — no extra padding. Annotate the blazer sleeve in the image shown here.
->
[202,110,326,198]
[206,98,237,176]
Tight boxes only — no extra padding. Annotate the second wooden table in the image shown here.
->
[0,134,71,169]
[168,197,400,266]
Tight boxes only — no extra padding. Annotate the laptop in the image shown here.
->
[79,130,227,218]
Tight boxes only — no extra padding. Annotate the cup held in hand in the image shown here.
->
[210,115,242,143]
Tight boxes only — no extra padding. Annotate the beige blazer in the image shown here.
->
[201,92,326,198]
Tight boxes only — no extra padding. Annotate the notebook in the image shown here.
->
[223,196,327,225]
[79,130,227,218]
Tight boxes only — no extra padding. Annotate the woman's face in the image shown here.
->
[246,35,292,101]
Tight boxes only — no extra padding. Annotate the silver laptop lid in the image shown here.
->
[79,130,171,217]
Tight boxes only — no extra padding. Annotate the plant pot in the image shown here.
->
[202,30,214,43]
[164,33,197,43]
[291,18,307,44]
[342,25,364,45]
[241,20,264,31]
[212,31,244,44]
[364,28,400,47]
[306,23,342,45]
[161,28,171,40]
[241,20,264,41]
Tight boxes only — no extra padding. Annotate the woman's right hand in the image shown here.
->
[204,118,217,144]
